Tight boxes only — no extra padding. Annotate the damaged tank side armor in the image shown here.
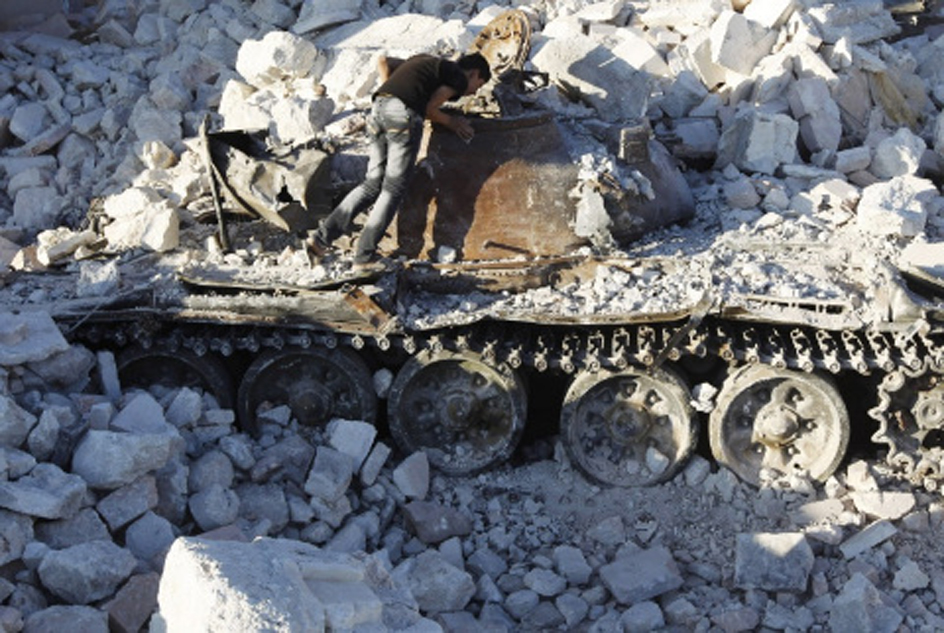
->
[51,11,944,491]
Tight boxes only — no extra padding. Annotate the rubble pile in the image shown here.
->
[1,0,944,319]
[1,310,944,630]
[1,0,944,631]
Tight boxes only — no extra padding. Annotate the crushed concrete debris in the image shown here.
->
[5,313,944,629]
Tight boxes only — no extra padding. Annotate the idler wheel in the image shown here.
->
[237,347,376,435]
[710,364,849,486]
[116,346,234,409]
[388,350,527,476]
[560,365,696,487]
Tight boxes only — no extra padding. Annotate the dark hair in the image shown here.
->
[457,52,491,83]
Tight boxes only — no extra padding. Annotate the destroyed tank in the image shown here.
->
[44,11,944,491]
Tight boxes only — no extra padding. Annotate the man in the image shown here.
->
[307,52,491,270]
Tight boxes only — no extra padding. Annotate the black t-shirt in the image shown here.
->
[376,54,468,115]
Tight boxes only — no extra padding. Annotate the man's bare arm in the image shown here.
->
[425,85,474,141]
[377,55,406,82]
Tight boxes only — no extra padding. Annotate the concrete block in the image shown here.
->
[709,10,777,76]
[734,532,813,592]
[599,546,683,604]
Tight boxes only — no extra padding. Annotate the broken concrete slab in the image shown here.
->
[734,532,814,593]
[599,546,683,605]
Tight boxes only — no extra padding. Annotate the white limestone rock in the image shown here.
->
[71,430,181,490]
[38,540,138,605]
[236,30,325,89]
[159,538,356,631]
[294,0,362,35]
[716,108,799,175]
[829,573,903,632]
[318,48,385,107]
[12,186,64,233]
[807,1,900,45]
[709,10,778,76]
[835,146,871,173]
[856,174,938,237]
[788,77,842,154]
[314,14,474,57]
[734,532,813,593]
[531,34,650,122]
[610,27,672,78]
[162,0,209,23]
[35,227,98,267]
[0,395,37,451]
[743,0,797,30]
[102,189,180,252]
[9,103,50,143]
[670,28,731,91]
[0,311,70,366]
[870,127,926,179]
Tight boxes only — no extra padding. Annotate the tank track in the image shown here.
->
[67,312,944,486]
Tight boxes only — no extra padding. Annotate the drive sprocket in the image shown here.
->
[870,362,944,489]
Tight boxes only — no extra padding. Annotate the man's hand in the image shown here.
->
[452,116,474,142]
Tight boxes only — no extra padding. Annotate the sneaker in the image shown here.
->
[305,233,329,258]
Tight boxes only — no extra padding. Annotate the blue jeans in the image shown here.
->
[317,96,422,263]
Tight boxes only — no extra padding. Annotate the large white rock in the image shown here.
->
[531,34,650,122]
[635,0,723,30]
[103,200,179,252]
[856,175,938,237]
[293,0,362,35]
[749,50,794,104]
[610,27,672,77]
[743,0,797,29]
[13,186,65,233]
[319,48,385,107]
[668,28,730,92]
[870,127,926,179]
[716,108,799,175]
[130,101,183,149]
[788,77,842,154]
[158,537,376,632]
[709,10,777,76]
[0,395,37,449]
[220,79,335,145]
[0,311,70,367]
[102,186,163,220]
[807,1,900,45]
[72,430,181,490]
[236,31,324,89]
[9,103,50,143]
[313,14,473,56]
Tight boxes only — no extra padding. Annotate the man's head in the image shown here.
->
[457,52,491,95]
